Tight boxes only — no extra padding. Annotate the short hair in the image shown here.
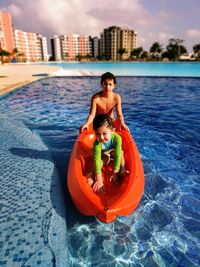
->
[100,72,117,85]
[93,114,114,131]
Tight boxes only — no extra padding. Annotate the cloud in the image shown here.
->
[187,29,200,38]
[138,31,172,49]
[87,0,152,28]
[5,0,174,51]
[7,0,155,37]
[8,0,98,35]
[7,3,21,16]
[4,0,199,51]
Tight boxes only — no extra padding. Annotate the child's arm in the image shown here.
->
[93,174,104,192]
[116,95,130,131]
[113,133,122,173]
[81,95,97,132]
[110,133,122,185]
[93,141,104,192]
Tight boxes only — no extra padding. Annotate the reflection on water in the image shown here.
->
[0,77,200,266]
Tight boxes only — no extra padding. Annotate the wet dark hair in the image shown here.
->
[93,114,114,131]
[100,72,117,85]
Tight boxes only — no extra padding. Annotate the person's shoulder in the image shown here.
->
[113,93,121,98]
[113,92,121,100]
[112,132,122,140]
[94,139,102,147]
[92,91,102,100]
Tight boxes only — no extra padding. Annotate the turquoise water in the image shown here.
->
[41,62,200,77]
[0,76,200,266]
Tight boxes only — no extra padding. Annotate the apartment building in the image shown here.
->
[14,30,48,62]
[90,36,100,59]
[51,34,98,61]
[0,11,15,52]
[100,26,137,60]
[51,35,62,61]
[0,10,138,62]
[79,35,91,57]
[121,28,137,60]
[40,35,49,61]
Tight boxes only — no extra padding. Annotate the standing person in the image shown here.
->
[80,72,129,132]
[91,114,129,192]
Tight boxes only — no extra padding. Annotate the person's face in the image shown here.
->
[101,79,116,93]
[95,124,113,144]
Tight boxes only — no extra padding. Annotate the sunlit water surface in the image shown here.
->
[41,62,200,77]
[0,77,200,266]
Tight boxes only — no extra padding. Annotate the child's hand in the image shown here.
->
[93,174,104,192]
[110,172,119,185]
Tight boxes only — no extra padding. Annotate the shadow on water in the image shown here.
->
[9,147,96,227]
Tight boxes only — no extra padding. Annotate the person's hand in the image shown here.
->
[110,172,119,185]
[80,123,89,132]
[93,174,104,192]
[120,122,130,132]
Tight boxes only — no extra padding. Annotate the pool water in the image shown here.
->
[0,77,200,266]
[41,61,200,77]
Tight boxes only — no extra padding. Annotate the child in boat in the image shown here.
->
[91,114,129,192]
[80,72,129,132]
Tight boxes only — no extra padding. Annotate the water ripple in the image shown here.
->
[0,76,200,266]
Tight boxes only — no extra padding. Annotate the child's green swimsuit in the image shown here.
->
[93,132,122,174]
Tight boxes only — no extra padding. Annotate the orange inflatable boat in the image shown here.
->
[67,122,144,223]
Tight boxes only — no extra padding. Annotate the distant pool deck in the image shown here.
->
[0,64,103,96]
[0,64,61,96]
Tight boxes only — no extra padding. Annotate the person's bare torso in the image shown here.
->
[94,92,118,118]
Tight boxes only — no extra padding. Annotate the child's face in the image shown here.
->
[95,124,113,144]
[101,79,116,93]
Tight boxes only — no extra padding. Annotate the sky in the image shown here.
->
[1,0,200,52]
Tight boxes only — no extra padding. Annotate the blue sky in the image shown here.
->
[1,0,200,52]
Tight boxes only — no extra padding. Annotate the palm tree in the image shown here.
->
[97,53,106,61]
[117,48,127,60]
[169,38,186,60]
[84,53,92,61]
[150,42,163,60]
[64,52,69,61]
[140,51,149,60]
[0,49,10,64]
[19,52,26,62]
[11,48,19,62]
[164,39,187,61]
[131,47,143,60]
[76,53,83,61]
[193,44,200,60]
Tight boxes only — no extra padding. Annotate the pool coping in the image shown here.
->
[0,64,60,96]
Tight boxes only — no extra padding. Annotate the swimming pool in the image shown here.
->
[0,76,200,266]
[40,62,200,77]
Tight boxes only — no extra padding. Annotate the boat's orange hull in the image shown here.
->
[67,123,144,223]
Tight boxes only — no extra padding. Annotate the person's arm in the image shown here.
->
[113,133,122,173]
[80,95,97,132]
[93,141,104,192]
[116,95,129,131]
[93,173,104,192]
[109,133,122,185]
